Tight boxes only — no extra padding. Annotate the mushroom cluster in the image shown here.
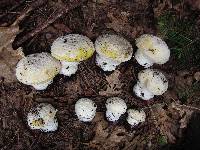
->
[15,33,171,132]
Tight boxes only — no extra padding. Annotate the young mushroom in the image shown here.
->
[105,97,127,122]
[135,34,170,68]
[133,69,168,100]
[127,109,146,126]
[95,34,133,71]
[51,34,95,76]
[16,52,61,90]
[75,98,97,122]
[27,103,58,132]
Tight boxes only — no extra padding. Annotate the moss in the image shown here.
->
[157,11,200,69]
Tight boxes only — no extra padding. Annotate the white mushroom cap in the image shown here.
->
[138,69,168,95]
[106,97,127,122]
[133,69,168,100]
[75,98,97,122]
[127,109,146,126]
[16,52,61,90]
[135,34,170,67]
[95,34,133,71]
[51,34,95,62]
[27,103,58,132]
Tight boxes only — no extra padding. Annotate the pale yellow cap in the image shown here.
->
[95,34,133,62]
[16,52,61,85]
[136,34,170,64]
[51,34,95,62]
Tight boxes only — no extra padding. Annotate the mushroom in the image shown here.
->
[127,109,146,126]
[51,34,95,76]
[27,103,58,132]
[16,52,61,90]
[95,34,133,71]
[105,97,127,122]
[75,98,97,122]
[133,69,168,100]
[135,34,170,68]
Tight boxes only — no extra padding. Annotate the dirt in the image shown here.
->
[0,0,200,150]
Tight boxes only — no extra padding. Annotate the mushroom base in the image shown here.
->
[60,61,79,76]
[32,80,53,90]
[135,50,153,68]
[96,54,120,71]
[133,82,154,100]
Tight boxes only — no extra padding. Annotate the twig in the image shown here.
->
[14,0,86,48]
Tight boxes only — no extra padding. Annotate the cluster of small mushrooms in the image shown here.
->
[15,33,170,132]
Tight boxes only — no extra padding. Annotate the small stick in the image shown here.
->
[14,0,86,48]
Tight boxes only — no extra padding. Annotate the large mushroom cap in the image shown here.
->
[95,34,133,62]
[16,52,61,85]
[27,103,58,132]
[51,34,95,62]
[136,34,170,64]
[138,69,168,95]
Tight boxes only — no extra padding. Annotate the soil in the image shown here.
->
[0,0,200,150]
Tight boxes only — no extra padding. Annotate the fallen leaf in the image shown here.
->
[0,17,24,83]
[99,70,123,96]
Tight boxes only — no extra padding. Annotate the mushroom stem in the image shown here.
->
[133,82,154,100]
[135,50,153,68]
[96,54,120,71]
[60,61,79,76]
[32,80,53,90]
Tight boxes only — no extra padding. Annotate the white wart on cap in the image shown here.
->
[75,98,97,122]
[95,34,133,71]
[27,103,58,132]
[105,97,127,122]
[127,109,146,126]
[16,52,61,90]
[51,34,95,76]
[133,69,168,100]
[135,34,170,68]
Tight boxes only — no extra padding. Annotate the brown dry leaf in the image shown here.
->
[151,103,193,144]
[90,112,128,149]
[99,70,123,96]
[0,21,24,83]
[105,12,140,38]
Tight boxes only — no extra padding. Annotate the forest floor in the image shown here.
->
[0,0,200,149]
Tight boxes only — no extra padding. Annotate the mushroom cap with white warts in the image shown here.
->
[127,109,146,126]
[51,34,95,62]
[16,52,61,85]
[135,34,170,64]
[27,103,58,132]
[106,97,127,121]
[138,69,168,95]
[75,98,97,122]
[95,34,133,62]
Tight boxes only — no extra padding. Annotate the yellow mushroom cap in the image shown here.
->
[16,52,61,85]
[95,34,133,62]
[51,34,95,62]
[136,34,170,64]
